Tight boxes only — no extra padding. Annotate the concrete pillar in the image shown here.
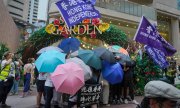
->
[171,18,180,63]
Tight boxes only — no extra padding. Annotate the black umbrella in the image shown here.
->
[93,47,116,63]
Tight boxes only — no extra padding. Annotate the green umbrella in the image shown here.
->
[78,50,102,70]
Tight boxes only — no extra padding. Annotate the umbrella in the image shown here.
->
[108,45,131,64]
[102,61,124,84]
[58,37,80,53]
[51,62,84,95]
[93,47,116,63]
[109,45,129,56]
[78,50,102,70]
[36,46,63,54]
[115,53,131,64]
[35,50,66,73]
[66,57,92,81]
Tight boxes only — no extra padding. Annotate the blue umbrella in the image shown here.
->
[35,50,66,73]
[78,50,102,70]
[102,61,124,84]
[37,46,63,55]
[58,37,80,53]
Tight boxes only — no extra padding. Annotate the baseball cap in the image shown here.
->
[145,80,180,101]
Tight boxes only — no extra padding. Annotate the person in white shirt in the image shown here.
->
[44,73,54,108]
[20,58,34,98]
[36,72,47,108]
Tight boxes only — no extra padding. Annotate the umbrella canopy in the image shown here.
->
[108,45,131,64]
[58,37,80,53]
[66,57,92,81]
[35,50,65,73]
[109,45,129,56]
[93,47,116,63]
[102,61,124,84]
[78,50,102,70]
[119,47,129,56]
[115,53,131,64]
[36,46,63,54]
[51,62,84,95]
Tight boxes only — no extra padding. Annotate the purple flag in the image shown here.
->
[145,45,169,69]
[56,0,101,28]
[134,16,176,56]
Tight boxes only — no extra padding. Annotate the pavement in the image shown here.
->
[4,87,143,108]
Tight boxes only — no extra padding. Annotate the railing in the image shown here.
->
[96,0,157,21]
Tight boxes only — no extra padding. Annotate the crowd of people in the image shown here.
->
[0,50,180,108]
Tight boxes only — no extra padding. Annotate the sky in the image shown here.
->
[38,0,49,21]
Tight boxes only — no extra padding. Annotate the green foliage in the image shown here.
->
[19,27,63,62]
[0,43,9,59]
[96,24,128,47]
[134,52,163,95]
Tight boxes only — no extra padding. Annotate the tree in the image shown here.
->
[0,43,9,59]
[134,52,163,95]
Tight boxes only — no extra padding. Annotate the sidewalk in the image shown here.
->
[5,87,143,108]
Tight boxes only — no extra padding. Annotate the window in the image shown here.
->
[13,0,24,5]
[33,15,37,18]
[9,12,23,17]
[8,4,23,11]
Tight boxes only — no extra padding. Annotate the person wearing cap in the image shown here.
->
[137,80,180,108]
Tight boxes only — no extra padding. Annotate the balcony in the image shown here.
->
[96,0,156,21]
[128,0,153,5]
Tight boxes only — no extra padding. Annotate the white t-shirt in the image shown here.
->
[38,73,47,80]
[24,63,33,73]
[45,73,54,87]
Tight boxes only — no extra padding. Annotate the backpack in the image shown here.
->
[0,63,11,81]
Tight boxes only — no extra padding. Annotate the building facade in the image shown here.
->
[1,0,36,51]
[28,0,39,24]
[48,0,180,62]
[0,0,20,52]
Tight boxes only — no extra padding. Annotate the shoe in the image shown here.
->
[104,104,110,107]
[116,100,121,104]
[132,100,139,105]
[119,98,123,103]
[9,93,14,96]
[1,104,11,108]
[124,99,128,104]
[14,93,18,95]
[19,95,24,98]
[112,100,116,104]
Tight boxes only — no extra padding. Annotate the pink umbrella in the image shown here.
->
[51,62,84,95]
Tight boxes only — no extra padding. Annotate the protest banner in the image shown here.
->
[77,84,102,107]
[145,45,169,69]
[56,0,101,28]
[134,16,176,56]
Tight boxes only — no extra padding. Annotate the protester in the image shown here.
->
[0,52,15,107]
[122,61,138,104]
[137,80,180,108]
[10,56,23,95]
[52,90,61,108]
[44,73,54,108]
[20,58,34,98]
[36,72,47,108]
[99,74,110,106]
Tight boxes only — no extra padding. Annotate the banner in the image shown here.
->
[77,84,102,107]
[145,45,169,69]
[134,16,176,56]
[56,0,101,28]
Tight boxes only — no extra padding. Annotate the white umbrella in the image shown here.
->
[37,46,63,54]
[66,57,92,81]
